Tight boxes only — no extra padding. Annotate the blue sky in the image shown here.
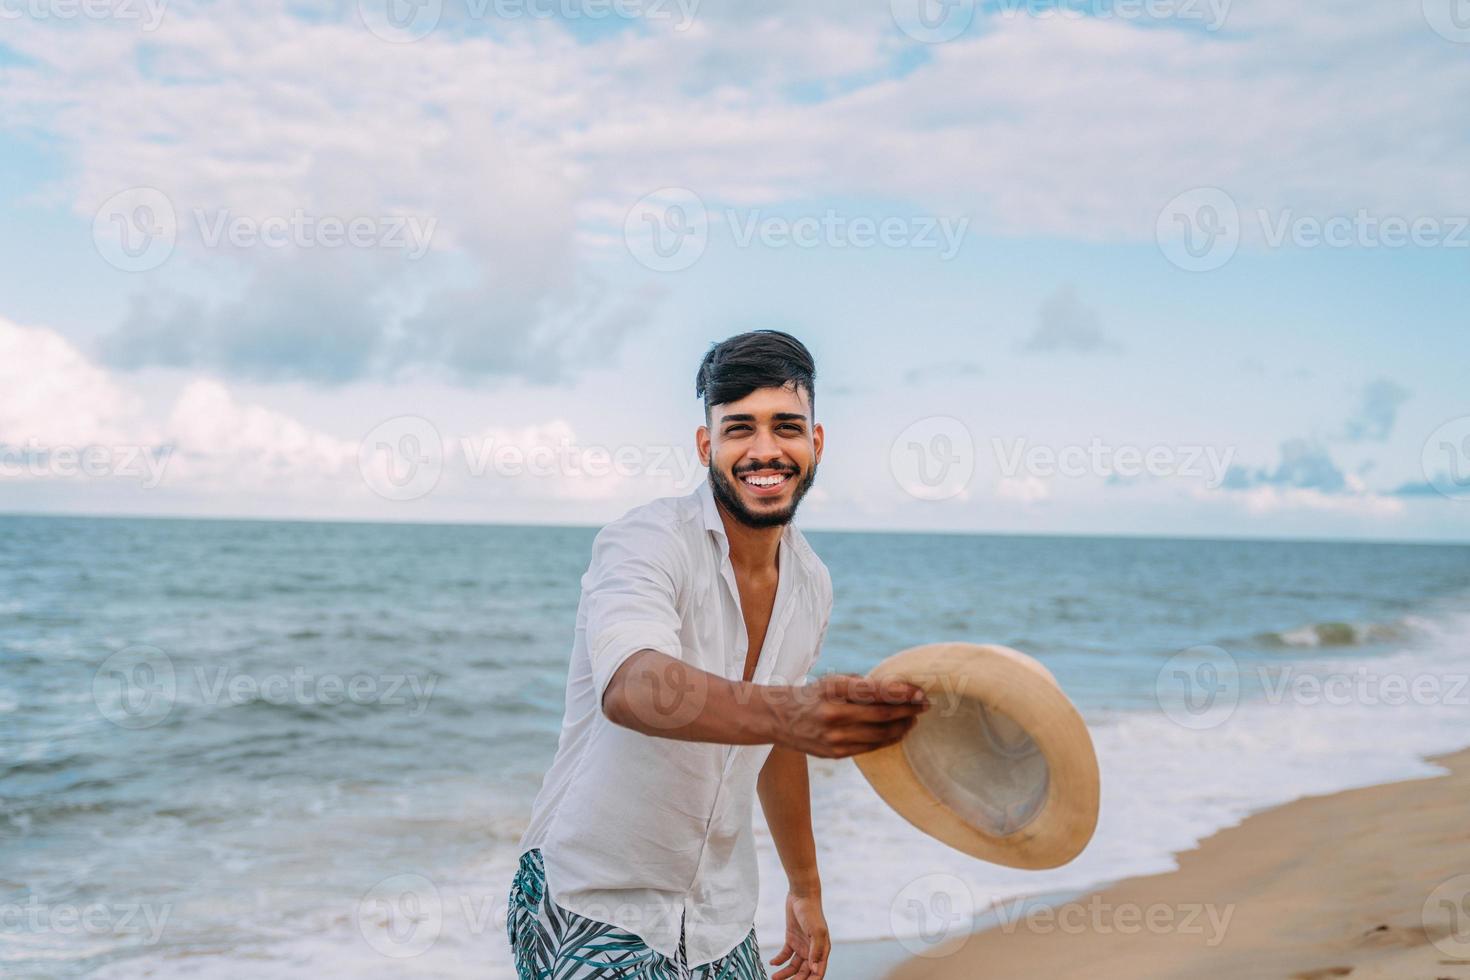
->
[1,0,1467,541]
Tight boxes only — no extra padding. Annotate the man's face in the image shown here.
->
[698,383,823,530]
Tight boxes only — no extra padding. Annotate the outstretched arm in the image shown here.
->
[758,745,828,979]
[601,648,927,757]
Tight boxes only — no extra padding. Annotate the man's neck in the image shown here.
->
[715,502,783,578]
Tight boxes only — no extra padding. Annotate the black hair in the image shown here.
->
[695,330,816,424]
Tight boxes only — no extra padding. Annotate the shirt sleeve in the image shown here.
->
[581,515,686,703]
[806,566,834,676]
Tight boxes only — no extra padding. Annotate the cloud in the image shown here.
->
[99,253,667,385]
[160,380,358,489]
[0,316,359,493]
[1211,438,1407,516]
[1220,438,1346,493]
[2,315,702,509]
[1224,484,1405,517]
[1391,479,1446,497]
[1,0,1466,387]
[1019,286,1120,354]
[100,258,387,384]
[0,316,150,448]
[1343,377,1410,442]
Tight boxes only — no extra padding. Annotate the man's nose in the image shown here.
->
[747,426,785,462]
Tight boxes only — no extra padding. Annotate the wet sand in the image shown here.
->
[886,748,1470,980]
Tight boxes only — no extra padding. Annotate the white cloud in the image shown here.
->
[5,0,1466,275]
[1197,483,1406,518]
[0,316,150,448]
[162,380,358,490]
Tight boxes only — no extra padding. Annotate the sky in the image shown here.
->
[1,0,1468,541]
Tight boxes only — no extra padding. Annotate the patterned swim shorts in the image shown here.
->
[507,848,767,979]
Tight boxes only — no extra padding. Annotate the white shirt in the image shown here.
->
[517,478,833,968]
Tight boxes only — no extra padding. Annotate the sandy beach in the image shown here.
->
[887,747,1470,980]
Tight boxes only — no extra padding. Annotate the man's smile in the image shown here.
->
[738,469,795,496]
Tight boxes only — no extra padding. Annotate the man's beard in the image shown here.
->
[708,460,817,530]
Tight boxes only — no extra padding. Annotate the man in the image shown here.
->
[509,330,930,979]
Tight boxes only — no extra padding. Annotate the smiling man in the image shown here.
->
[509,330,930,980]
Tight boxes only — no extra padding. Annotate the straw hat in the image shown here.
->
[853,642,1100,870]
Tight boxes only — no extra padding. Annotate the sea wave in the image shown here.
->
[1253,615,1432,648]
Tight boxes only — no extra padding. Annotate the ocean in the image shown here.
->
[3,512,1468,978]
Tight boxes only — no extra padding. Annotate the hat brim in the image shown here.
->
[853,642,1100,870]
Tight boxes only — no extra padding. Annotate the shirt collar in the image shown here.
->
[695,476,807,572]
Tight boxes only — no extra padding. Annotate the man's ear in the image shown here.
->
[811,422,824,465]
[696,424,711,466]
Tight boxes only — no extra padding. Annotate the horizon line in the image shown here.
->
[1,507,1464,549]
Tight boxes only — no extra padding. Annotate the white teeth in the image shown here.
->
[742,473,788,488]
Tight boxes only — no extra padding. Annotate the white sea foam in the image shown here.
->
[765,606,1469,950]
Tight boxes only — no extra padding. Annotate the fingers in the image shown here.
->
[818,673,929,707]
[811,716,920,758]
[810,932,830,978]
[828,700,929,724]
[772,957,801,980]
[770,942,793,967]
